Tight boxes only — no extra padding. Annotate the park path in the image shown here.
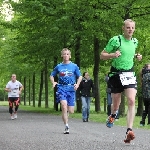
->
[0,106,150,150]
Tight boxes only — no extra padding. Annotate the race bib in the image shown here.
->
[119,72,136,86]
[10,89,18,97]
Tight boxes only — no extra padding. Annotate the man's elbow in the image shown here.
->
[100,54,104,60]
[100,54,106,60]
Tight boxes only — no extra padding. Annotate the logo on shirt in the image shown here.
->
[59,70,73,77]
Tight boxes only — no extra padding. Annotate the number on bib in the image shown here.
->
[119,72,136,86]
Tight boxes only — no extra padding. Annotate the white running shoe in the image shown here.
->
[64,126,69,134]
[14,113,17,119]
[11,115,14,120]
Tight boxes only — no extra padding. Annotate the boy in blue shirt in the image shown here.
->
[50,48,82,134]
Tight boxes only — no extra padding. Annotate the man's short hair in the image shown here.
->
[123,19,135,26]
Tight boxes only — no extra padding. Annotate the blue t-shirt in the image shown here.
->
[50,62,81,91]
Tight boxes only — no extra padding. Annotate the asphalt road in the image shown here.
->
[0,106,150,150]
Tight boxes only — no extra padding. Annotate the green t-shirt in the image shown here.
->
[104,35,138,70]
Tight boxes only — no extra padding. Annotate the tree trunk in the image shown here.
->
[19,76,22,105]
[32,72,35,107]
[136,96,143,116]
[23,77,26,105]
[119,92,125,116]
[38,70,43,107]
[93,36,100,112]
[74,36,82,113]
[104,98,106,112]
[29,78,31,106]
[45,59,49,108]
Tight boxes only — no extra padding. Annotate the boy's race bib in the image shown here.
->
[10,89,18,97]
[119,72,136,86]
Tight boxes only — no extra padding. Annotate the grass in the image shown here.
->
[0,101,150,130]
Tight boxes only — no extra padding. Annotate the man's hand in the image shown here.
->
[18,91,22,95]
[74,84,79,90]
[52,82,58,88]
[114,50,121,58]
[136,54,142,61]
[6,89,11,92]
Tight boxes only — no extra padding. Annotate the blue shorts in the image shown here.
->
[56,87,75,106]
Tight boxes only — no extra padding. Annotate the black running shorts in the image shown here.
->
[108,66,137,93]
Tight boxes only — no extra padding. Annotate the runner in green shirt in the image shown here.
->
[100,19,142,144]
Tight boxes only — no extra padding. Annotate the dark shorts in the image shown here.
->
[109,66,137,93]
[8,97,20,106]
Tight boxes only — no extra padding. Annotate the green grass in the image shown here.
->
[0,101,150,130]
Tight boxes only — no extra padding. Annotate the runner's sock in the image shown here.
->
[126,128,132,134]
[111,114,116,118]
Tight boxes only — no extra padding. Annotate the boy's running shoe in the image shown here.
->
[64,126,69,134]
[124,131,135,143]
[106,115,115,128]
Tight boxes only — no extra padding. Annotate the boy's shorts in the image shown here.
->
[56,88,75,106]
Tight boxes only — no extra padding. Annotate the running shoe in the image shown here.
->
[83,119,87,122]
[140,121,145,126]
[11,115,14,120]
[14,113,17,119]
[64,126,69,134]
[106,115,115,128]
[124,130,135,143]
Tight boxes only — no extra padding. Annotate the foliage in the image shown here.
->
[0,0,150,108]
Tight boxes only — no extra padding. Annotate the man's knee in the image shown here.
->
[61,104,67,111]
[128,98,135,106]
[9,101,13,107]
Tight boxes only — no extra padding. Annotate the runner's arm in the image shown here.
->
[19,86,24,92]
[135,53,142,61]
[50,76,58,88]
[5,88,11,92]
[76,76,82,86]
[100,50,121,60]
[50,76,55,84]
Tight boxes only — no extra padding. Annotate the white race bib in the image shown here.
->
[10,89,18,97]
[119,72,136,86]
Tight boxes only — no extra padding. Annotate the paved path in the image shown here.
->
[0,106,150,150]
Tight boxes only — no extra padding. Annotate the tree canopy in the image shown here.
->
[0,0,150,111]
